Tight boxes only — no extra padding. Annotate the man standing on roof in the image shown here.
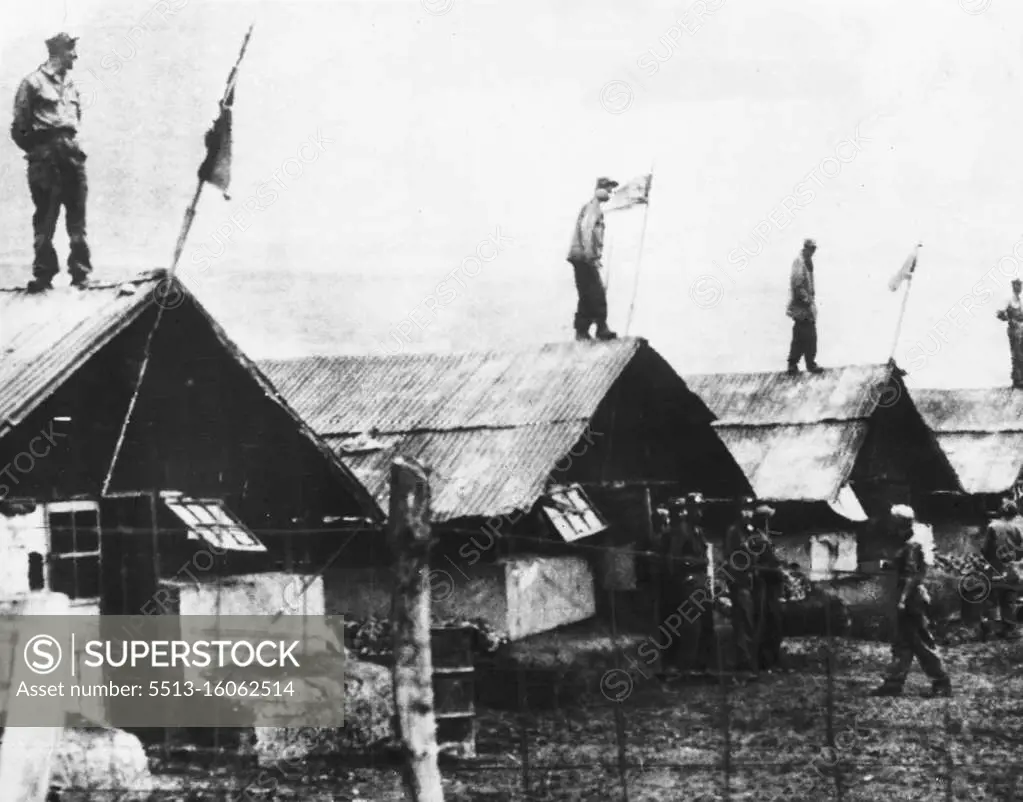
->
[786,239,823,376]
[996,279,1023,388]
[979,498,1023,640]
[567,177,619,342]
[871,505,951,698]
[10,32,92,293]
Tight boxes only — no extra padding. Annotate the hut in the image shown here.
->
[260,337,750,641]
[911,387,1023,554]
[0,270,382,618]
[684,362,961,578]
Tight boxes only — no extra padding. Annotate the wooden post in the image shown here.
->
[386,458,445,802]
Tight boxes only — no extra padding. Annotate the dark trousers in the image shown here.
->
[729,586,756,672]
[787,319,818,368]
[665,576,718,671]
[756,584,785,670]
[881,610,948,687]
[571,260,608,333]
[27,138,92,282]
[982,586,1018,631]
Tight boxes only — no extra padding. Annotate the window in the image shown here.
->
[45,500,102,604]
[163,495,267,552]
[542,485,607,543]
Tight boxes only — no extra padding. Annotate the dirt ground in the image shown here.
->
[127,627,1023,802]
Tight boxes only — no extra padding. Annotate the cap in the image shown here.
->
[739,495,756,509]
[686,492,705,506]
[595,177,619,191]
[803,238,817,249]
[890,504,915,521]
[669,497,686,510]
[755,504,776,517]
[45,32,78,54]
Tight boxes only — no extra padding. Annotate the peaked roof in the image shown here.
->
[912,387,1023,495]
[684,363,905,502]
[0,270,381,519]
[260,338,718,521]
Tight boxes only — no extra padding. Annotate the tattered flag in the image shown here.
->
[198,86,235,200]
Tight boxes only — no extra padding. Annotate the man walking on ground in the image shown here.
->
[979,498,1023,641]
[871,505,951,698]
[11,32,93,293]
[786,238,823,375]
[567,177,619,341]
[724,496,758,678]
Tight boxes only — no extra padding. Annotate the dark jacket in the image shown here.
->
[786,254,816,322]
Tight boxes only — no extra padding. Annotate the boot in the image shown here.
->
[575,330,592,341]
[806,363,825,375]
[869,682,903,697]
[786,363,799,376]
[26,277,53,294]
[924,678,952,698]
[595,324,618,341]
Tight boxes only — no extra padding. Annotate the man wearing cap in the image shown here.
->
[996,279,1023,388]
[566,178,619,341]
[751,503,786,672]
[786,239,823,375]
[871,505,951,698]
[665,493,717,675]
[10,32,92,293]
[979,498,1023,640]
[723,496,759,676]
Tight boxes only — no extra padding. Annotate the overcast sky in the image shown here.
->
[2,0,1023,387]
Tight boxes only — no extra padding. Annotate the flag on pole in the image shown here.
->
[604,173,653,212]
[888,243,921,292]
[198,86,235,200]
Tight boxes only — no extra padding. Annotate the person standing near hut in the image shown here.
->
[996,278,1023,389]
[724,496,758,676]
[786,238,824,376]
[751,504,786,672]
[669,493,717,675]
[979,498,1023,640]
[871,505,951,698]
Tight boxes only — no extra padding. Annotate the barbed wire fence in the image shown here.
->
[19,520,1023,800]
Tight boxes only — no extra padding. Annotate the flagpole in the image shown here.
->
[624,166,654,336]
[168,23,254,277]
[101,24,254,496]
[887,242,921,364]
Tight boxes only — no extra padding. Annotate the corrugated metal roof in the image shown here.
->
[910,388,1023,495]
[260,338,651,435]
[326,423,590,521]
[261,338,719,522]
[912,387,1023,433]
[684,364,892,426]
[0,270,382,520]
[931,431,1023,495]
[0,275,160,430]
[714,422,869,502]
[682,364,913,502]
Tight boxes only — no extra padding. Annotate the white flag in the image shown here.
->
[888,244,921,292]
[604,173,653,212]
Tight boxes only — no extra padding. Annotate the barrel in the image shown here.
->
[430,625,476,759]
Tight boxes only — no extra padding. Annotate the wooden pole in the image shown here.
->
[624,170,654,336]
[386,458,444,802]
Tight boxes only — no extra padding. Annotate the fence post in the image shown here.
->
[609,590,630,802]
[825,596,843,801]
[387,458,445,802]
